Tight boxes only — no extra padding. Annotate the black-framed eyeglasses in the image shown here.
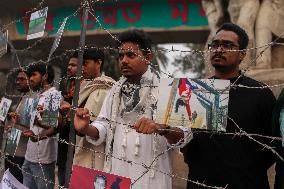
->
[208,41,239,50]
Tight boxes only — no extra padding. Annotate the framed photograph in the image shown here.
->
[27,7,48,40]
[41,91,61,127]
[1,169,28,189]
[0,97,12,122]
[155,78,230,131]
[5,128,22,156]
[16,97,39,129]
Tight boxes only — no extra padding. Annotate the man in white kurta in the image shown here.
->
[74,29,192,189]
[86,69,192,189]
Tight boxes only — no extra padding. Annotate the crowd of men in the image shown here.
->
[2,23,284,189]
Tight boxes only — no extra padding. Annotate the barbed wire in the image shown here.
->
[0,80,280,188]
[1,110,281,189]
[0,148,64,189]
[228,28,284,88]
[15,5,84,54]
[1,0,120,31]
[0,124,223,189]
[2,0,46,30]
[1,1,284,189]
[56,135,224,189]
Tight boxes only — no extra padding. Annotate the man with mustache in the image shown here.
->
[4,68,30,183]
[22,62,61,189]
[74,29,192,189]
[182,23,276,189]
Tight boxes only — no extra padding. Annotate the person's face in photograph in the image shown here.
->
[94,176,106,189]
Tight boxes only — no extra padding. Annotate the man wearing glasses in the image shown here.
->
[182,23,276,189]
[4,68,30,183]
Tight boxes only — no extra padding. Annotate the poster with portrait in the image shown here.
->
[5,128,22,156]
[16,97,39,129]
[155,78,230,131]
[41,91,61,127]
[27,7,48,40]
[0,97,12,122]
[70,165,131,189]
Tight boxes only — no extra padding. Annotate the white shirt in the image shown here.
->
[87,88,192,189]
[25,87,61,164]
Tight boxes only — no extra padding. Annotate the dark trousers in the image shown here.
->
[275,157,284,189]
[57,138,69,186]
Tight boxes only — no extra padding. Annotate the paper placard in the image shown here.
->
[70,165,131,189]
[155,78,230,131]
[5,128,22,156]
[0,97,12,122]
[1,169,28,189]
[41,90,61,127]
[27,7,48,40]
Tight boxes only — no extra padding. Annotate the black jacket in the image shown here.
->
[272,88,284,189]
[183,75,276,189]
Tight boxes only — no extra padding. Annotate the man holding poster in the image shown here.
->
[74,29,192,189]
[182,23,276,189]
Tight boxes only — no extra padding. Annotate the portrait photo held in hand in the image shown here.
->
[18,97,39,129]
[0,97,12,122]
[41,90,62,128]
[156,78,230,131]
[69,165,131,189]
[5,128,22,156]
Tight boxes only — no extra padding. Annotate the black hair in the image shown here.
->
[216,23,249,50]
[116,29,152,54]
[26,62,55,84]
[12,67,26,76]
[83,48,105,71]
[70,51,78,59]
[94,175,107,186]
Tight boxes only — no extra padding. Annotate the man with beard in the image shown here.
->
[5,68,30,183]
[74,29,192,189]
[182,23,276,189]
[22,62,61,189]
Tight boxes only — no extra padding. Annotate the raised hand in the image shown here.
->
[60,101,71,113]
[60,101,72,121]
[133,117,160,134]
[23,129,40,142]
[8,112,20,124]
[74,108,90,134]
